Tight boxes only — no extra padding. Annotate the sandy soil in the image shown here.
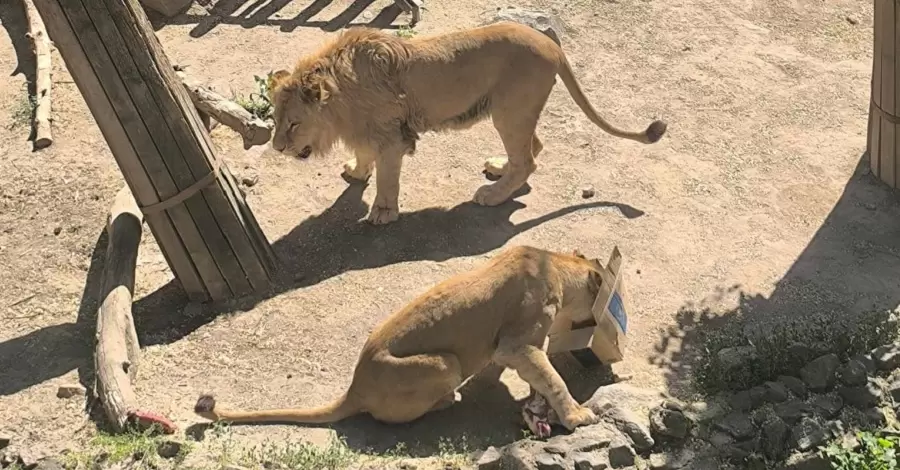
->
[2,0,897,463]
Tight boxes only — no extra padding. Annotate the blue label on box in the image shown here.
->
[607,291,627,334]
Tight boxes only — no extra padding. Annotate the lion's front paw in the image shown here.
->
[343,158,374,181]
[473,184,510,206]
[483,157,508,180]
[366,205,399,225]
[560,406,599,431]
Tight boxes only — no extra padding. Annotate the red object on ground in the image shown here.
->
[128,410,177,434]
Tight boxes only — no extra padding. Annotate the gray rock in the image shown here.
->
[581,186,596,199]
[839,359,870,386]
[787,342,818,365]
[607,439,636,468]
[482,7,565,46]
[717,346,758,371]
[839,383,882,409]
[542,444,567,456]
[775,400,815,425]
[713,412,756,440]
[572,438,610,453]
[889,379,900,402]
[56,383,86,399]
[800,353,841,391]
[648,448,695,470]
[708,430,734,447]
[156,440,183,459]
[851,353,876,373]
[865,407,886,427]
[750,406,776,426]
[0,449,18,467]
[649,406,693,440]
[778,375,808,399]
[791,417,829,451]
[778,452,831,470]
[761,417,789,461]
[811,394,843,419]
[729,386,768,411]
[764,381,790,403]
[535,452,566,470]
[592,401,655,451]
[32,459,65,470]
[476,446,502,470]
[745,454,767,470]
[573,452,608,470]
[873,343,900,370]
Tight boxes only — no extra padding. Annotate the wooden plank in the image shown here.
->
[872,0,884,179]
[895,1,900,187]
[62,0,232,300]
[29,0,207,300]
[110,0,273,293]
[880,0,897,188]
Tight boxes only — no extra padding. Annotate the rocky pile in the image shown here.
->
[473,341,900,470]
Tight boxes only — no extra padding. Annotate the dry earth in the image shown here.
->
[1,0,898,464]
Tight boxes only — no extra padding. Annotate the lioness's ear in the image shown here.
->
[589,270,603,288]
[267,69,293,101]
[299,66,337,104]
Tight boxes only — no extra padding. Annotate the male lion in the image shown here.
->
[267,22,667,225]
[194,246,607,433]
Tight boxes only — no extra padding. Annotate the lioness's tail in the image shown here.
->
[194,392,359,425]
[556,56,667,145]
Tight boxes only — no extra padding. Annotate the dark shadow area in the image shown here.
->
[145,0,404,37]
[0,230,106,399]
[0,1,35,81]
[651,153,900,397]
[0,179,642,396]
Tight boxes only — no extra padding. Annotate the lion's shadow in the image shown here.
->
[132,181,644,347]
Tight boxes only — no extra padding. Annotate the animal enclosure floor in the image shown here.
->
[0,0,893,463]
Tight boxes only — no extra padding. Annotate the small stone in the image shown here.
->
[729,387,767,411]
[763,381,789,403]
[581,186,596,199]
[593,402,655,451]
[865,407,886,427]
[846,15,859,25]
[33,459,65,470]
[717,346,758,371]
[839,383,882,409]
[476,446,501,470]
[573,452,608,470]
[649,406,693,440]
[53,226,62,236]
[156,440,183,459]
[708,430,734,447]
[812,395,843,419]
[791,417,829,452]
[873,343,900,370]
[839,359,869,386]
[713,412,756,440]
[607,439,636,468]
[648,449,695,470]
[852,353,876,373]
[0,434,9,449]
[761,417,789,460]
[535,452,566,470]
[56,384,86,399]
[780,452,831,470]
[778,376,808,399]
[775,400,814,425]
[241,175,259,187]
[800,353,841,391]
[750,406,776,426]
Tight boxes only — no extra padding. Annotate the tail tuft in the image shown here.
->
[194,394,217,414]
[645,120,667,144]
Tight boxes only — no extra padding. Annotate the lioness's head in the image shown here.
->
[267,66,338,159]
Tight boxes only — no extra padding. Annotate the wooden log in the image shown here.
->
[94,187,143,432]
[31,0,276,302]
[22,0,53,150]
[176,71,272,150]
[868,0,900,188]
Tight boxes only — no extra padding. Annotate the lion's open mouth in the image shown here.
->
[297,146,312,159]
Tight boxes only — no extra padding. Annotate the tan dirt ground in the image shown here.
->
[2,0,898,464]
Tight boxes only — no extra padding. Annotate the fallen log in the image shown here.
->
[94,187,144,431]
[176,71,273,150]
[22,0,53,150]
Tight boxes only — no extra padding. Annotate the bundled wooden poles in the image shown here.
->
[868,0,900,188]
[30,0,276,302]
[22,0,53,150]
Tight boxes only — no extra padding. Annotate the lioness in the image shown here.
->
[266,22,667,225]
[194,246,606,432]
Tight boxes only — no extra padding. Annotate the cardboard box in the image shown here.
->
[546,246,629,365]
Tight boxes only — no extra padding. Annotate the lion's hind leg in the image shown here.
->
[483,134,544,180]
[366,352,464,424]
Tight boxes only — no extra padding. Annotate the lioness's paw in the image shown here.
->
[473,184,509,206]
[561,406,599,430]
[366,205,399,225]
[343,159,374,181]
[483,157,508,178]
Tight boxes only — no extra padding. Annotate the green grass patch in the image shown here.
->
[824,430,900,469]
[233,72,276,121]
[63,425,192,470]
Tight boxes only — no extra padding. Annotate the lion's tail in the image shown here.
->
[556,56,667,145]
[193,392,359,425]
